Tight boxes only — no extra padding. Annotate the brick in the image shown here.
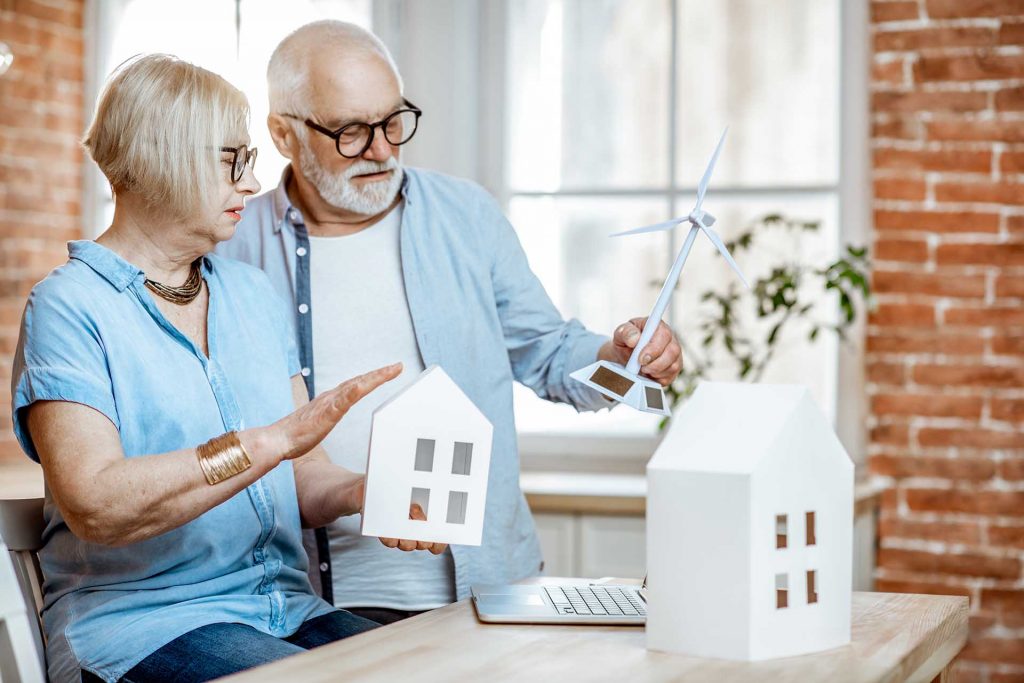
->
[877,547,1021,579]
[999,21,1024,46]
[874,26,998,52]
[869,303,937,326]
[867,333,986,355]
[992,334,1024,355]
[874,177,927,200]
[876,238,930,262]
[875,578,973,598]
[871,393,985,418]
[1001,151,1024,174]
[927,119,1024,144]
[996,86,1024,112]
[918,427,1024,449]
[936,243,1024,267]
[981,588,1024,615]
[871,423,911,446]
[873,147,992,173]
[873,210,1000,234]
[873,116,921,139]
[877,516,984,544]
[1010,215,1024,236]
[871,452,995,480]
[872,91,989,114]
[935,180,1024,206]
[992,398,1024,422]
[961,637,1024,665]
[868,361,908,384]
[872,58,908,85]
[906,488,1024,516]
[872,1,920,22]
[989,525,1024,548]
[946,306,1024,326]
[1001,459,1024,480]
[873,270,986,297]
[916,53,1024,82]
[927,0,1024,18]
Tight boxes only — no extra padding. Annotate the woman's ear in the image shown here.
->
[267,114,296,160]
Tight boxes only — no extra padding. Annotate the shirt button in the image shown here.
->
[289,209,301,222]
[301,367,311,377]
[298,303,309,314]
[319,562,329,572]
[296,246,307,257]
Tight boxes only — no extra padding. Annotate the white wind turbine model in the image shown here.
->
[570,128,750,417]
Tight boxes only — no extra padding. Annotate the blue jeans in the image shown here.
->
[81,610,378,682]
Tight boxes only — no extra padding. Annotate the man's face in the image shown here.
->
[295,52,406,216]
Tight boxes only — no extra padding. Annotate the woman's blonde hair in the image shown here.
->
[83,54,249,219]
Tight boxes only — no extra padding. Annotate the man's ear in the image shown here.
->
[267,114,295,160]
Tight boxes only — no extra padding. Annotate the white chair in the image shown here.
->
[0,496,46,683]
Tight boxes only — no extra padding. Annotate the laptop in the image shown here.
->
[471,578,646,625]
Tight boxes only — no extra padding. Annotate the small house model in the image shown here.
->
[646,381,853,661]
[361,365,493,546]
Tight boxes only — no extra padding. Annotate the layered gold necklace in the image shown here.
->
[144,259,203,305]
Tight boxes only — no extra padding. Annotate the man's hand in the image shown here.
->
[598,318,682,387]
[378,503,448,555]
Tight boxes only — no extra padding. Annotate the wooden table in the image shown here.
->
[223,578,968,683]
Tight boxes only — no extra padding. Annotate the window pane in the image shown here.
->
[674,0,839,187]
[509,196,669,438]
[669,192,840,420]
[507,0,671,191]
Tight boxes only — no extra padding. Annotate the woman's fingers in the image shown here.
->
[327,363,403,419]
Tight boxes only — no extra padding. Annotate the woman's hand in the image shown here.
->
[266,363,402,462]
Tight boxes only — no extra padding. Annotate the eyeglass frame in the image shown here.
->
[219,145,258,183]
[281,98,422,159]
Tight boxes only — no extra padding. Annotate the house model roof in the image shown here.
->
[649,382,838,474]
[373,364,487,424]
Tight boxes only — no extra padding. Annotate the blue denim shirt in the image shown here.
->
[10,241,334,683]
[217,167,609,602]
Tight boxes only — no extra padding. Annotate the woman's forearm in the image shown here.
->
[292,452,364,529]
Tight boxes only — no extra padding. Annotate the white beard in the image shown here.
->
[298,146,403,215]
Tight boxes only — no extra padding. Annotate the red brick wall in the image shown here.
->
[0,0,85,463]
[868,1,1024,680]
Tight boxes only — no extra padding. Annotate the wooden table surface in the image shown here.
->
[223,579,968,683]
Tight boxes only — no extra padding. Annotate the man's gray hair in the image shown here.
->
[267,20,403,117]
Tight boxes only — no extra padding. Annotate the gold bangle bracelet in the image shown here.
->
[196,431,252,485]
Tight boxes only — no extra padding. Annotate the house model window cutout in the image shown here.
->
[361,365,493,546]
[646,381,853,661]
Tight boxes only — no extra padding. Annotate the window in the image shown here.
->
[502,0,842,450]
[806,569,818,604]
[87,0,373,234]
[775,514,787,549]
[775,573,788,609]
[806,511,817,546]
[452,442,473,475]
[446,491,469,524]
[414,438,435,472]
[410,487,430,520]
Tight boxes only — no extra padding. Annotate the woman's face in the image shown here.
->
[197,140,261,244]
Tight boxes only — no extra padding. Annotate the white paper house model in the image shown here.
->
[646,381,854,661]
[361,365,493,546]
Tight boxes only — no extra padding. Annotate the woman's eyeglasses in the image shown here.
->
[220,145,258,183]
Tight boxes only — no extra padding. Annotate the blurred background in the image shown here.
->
[0,1,1021,679]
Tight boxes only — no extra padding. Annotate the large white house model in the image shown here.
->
[646,381,854,661]
[361,365,493,546]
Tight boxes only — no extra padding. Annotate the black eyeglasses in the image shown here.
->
[220,145,258,183]
[284,99,422,159]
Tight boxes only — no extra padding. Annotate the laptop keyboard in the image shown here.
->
[544,585,647,617]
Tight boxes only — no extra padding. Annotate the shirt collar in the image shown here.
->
[271,164,413,234]
[68,240,213,292]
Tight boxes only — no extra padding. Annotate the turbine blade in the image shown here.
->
[610,217,685,238]
[695,127,728,213]
[698,218,750,289]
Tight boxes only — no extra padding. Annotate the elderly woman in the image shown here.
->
[10,54,444,683]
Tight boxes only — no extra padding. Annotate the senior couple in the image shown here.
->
[11,20,682,683]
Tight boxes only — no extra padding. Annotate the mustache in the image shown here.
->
[343,157,400,181]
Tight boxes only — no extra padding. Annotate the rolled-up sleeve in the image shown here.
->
[11,285,119,462]
[482,197,610,412]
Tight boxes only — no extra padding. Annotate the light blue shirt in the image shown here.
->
[217,167,610,604]
[10,241,334,683]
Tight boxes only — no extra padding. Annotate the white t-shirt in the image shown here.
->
[309,202,456,610]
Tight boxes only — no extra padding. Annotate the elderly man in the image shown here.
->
[218,20,681,624]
